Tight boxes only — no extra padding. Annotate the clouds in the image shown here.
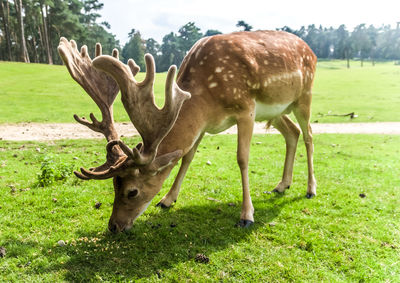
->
[99,0,400,44]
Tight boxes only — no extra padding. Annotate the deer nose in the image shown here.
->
[108,220,119,233]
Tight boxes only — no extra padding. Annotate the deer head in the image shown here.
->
[58,38,191,232]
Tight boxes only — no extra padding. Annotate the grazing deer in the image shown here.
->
[57,30,317,232]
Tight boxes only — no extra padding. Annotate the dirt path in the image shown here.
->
[0,122,399,141]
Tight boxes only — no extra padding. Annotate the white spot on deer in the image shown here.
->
[264,60,269,65]
[225,56,230,60]
[210,51,214,55]
[215,67,223,73]
[209,82,218,88]
[199,61,204,65]
[255,102,292,121]
[203,56,208,60]
[234,62,239,66]
[208,75,214,81]
[229,74,234,79]
[263,81,268,87]
[233,88,237,94]
[228,40,233,44]
[190,67,195,73]
[253,83,260,89]
[223,74,228,81]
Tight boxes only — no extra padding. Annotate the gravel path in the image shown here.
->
[0,122,399,141]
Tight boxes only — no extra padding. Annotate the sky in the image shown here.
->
[99,0,400,45]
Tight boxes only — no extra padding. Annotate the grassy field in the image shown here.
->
[0,134,399,281]
[1,60,400,123]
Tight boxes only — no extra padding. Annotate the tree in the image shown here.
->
[14,0,29,62]
[158,22,203,72]
[204,29,222,37]
[145,37,160,66]
[351,24,371,67]
[367,25,378,65]
[178,22,203,53]
[158,32,182,72]
[236,20,252,31]
[0,0,12,60]
[39,0,53,64]
[122,29,145,69]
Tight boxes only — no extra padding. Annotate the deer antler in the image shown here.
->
[58,38,129,180]
[58,38,190,180]
[91,53,191,167]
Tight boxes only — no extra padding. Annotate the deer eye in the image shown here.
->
[127,189,139,199]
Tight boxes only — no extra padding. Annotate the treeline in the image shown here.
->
[278,24,400,67]
[129,22,400,71]
[1,0,400,70]
[0,0,118,64]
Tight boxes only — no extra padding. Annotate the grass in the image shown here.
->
[312,60,400,123]
[0,134,399,281]
[0,61,165,123]
[1,60,400,123]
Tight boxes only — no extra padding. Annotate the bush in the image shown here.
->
[37,154,74,187]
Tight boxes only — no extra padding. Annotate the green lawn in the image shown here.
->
[1,134,399,281]
[1,60,400,123]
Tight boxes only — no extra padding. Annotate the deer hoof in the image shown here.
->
[236,219,254,228]
[272,188,285,194]
[156,202,170,209]
[306,193,315,199]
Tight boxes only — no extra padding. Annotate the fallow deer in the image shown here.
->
[57,30,317,232]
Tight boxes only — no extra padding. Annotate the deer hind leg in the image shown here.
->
[271,115,301,193]
[157,134,204,208]
[293,100,317,198]
[236,115,255,228]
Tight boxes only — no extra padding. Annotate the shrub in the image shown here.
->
[37,154,73,187]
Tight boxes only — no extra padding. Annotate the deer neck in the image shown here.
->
[156,86,208,158]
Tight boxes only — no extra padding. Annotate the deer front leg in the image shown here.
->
[271,115,300,193]
[157,134,204,208]
[236,115,255,228]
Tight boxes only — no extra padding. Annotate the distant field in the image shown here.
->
[0,60,399,123]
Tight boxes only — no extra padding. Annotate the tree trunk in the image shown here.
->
[37,23,45,62]
[0,0,12,60]
[32,35,38,63]
[40,2,53,64]
[345,49,350,69]
[360,52,363,67]
[15,0,30,62]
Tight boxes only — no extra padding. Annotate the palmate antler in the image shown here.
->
[58,38,191,180]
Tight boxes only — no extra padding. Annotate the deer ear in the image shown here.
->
[144,150,182,175]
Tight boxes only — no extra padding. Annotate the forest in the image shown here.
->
[1,0,400,71]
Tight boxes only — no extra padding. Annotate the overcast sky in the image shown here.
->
[99,0,400,44]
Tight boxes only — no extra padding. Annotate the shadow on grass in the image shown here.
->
[11,193,303,281]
